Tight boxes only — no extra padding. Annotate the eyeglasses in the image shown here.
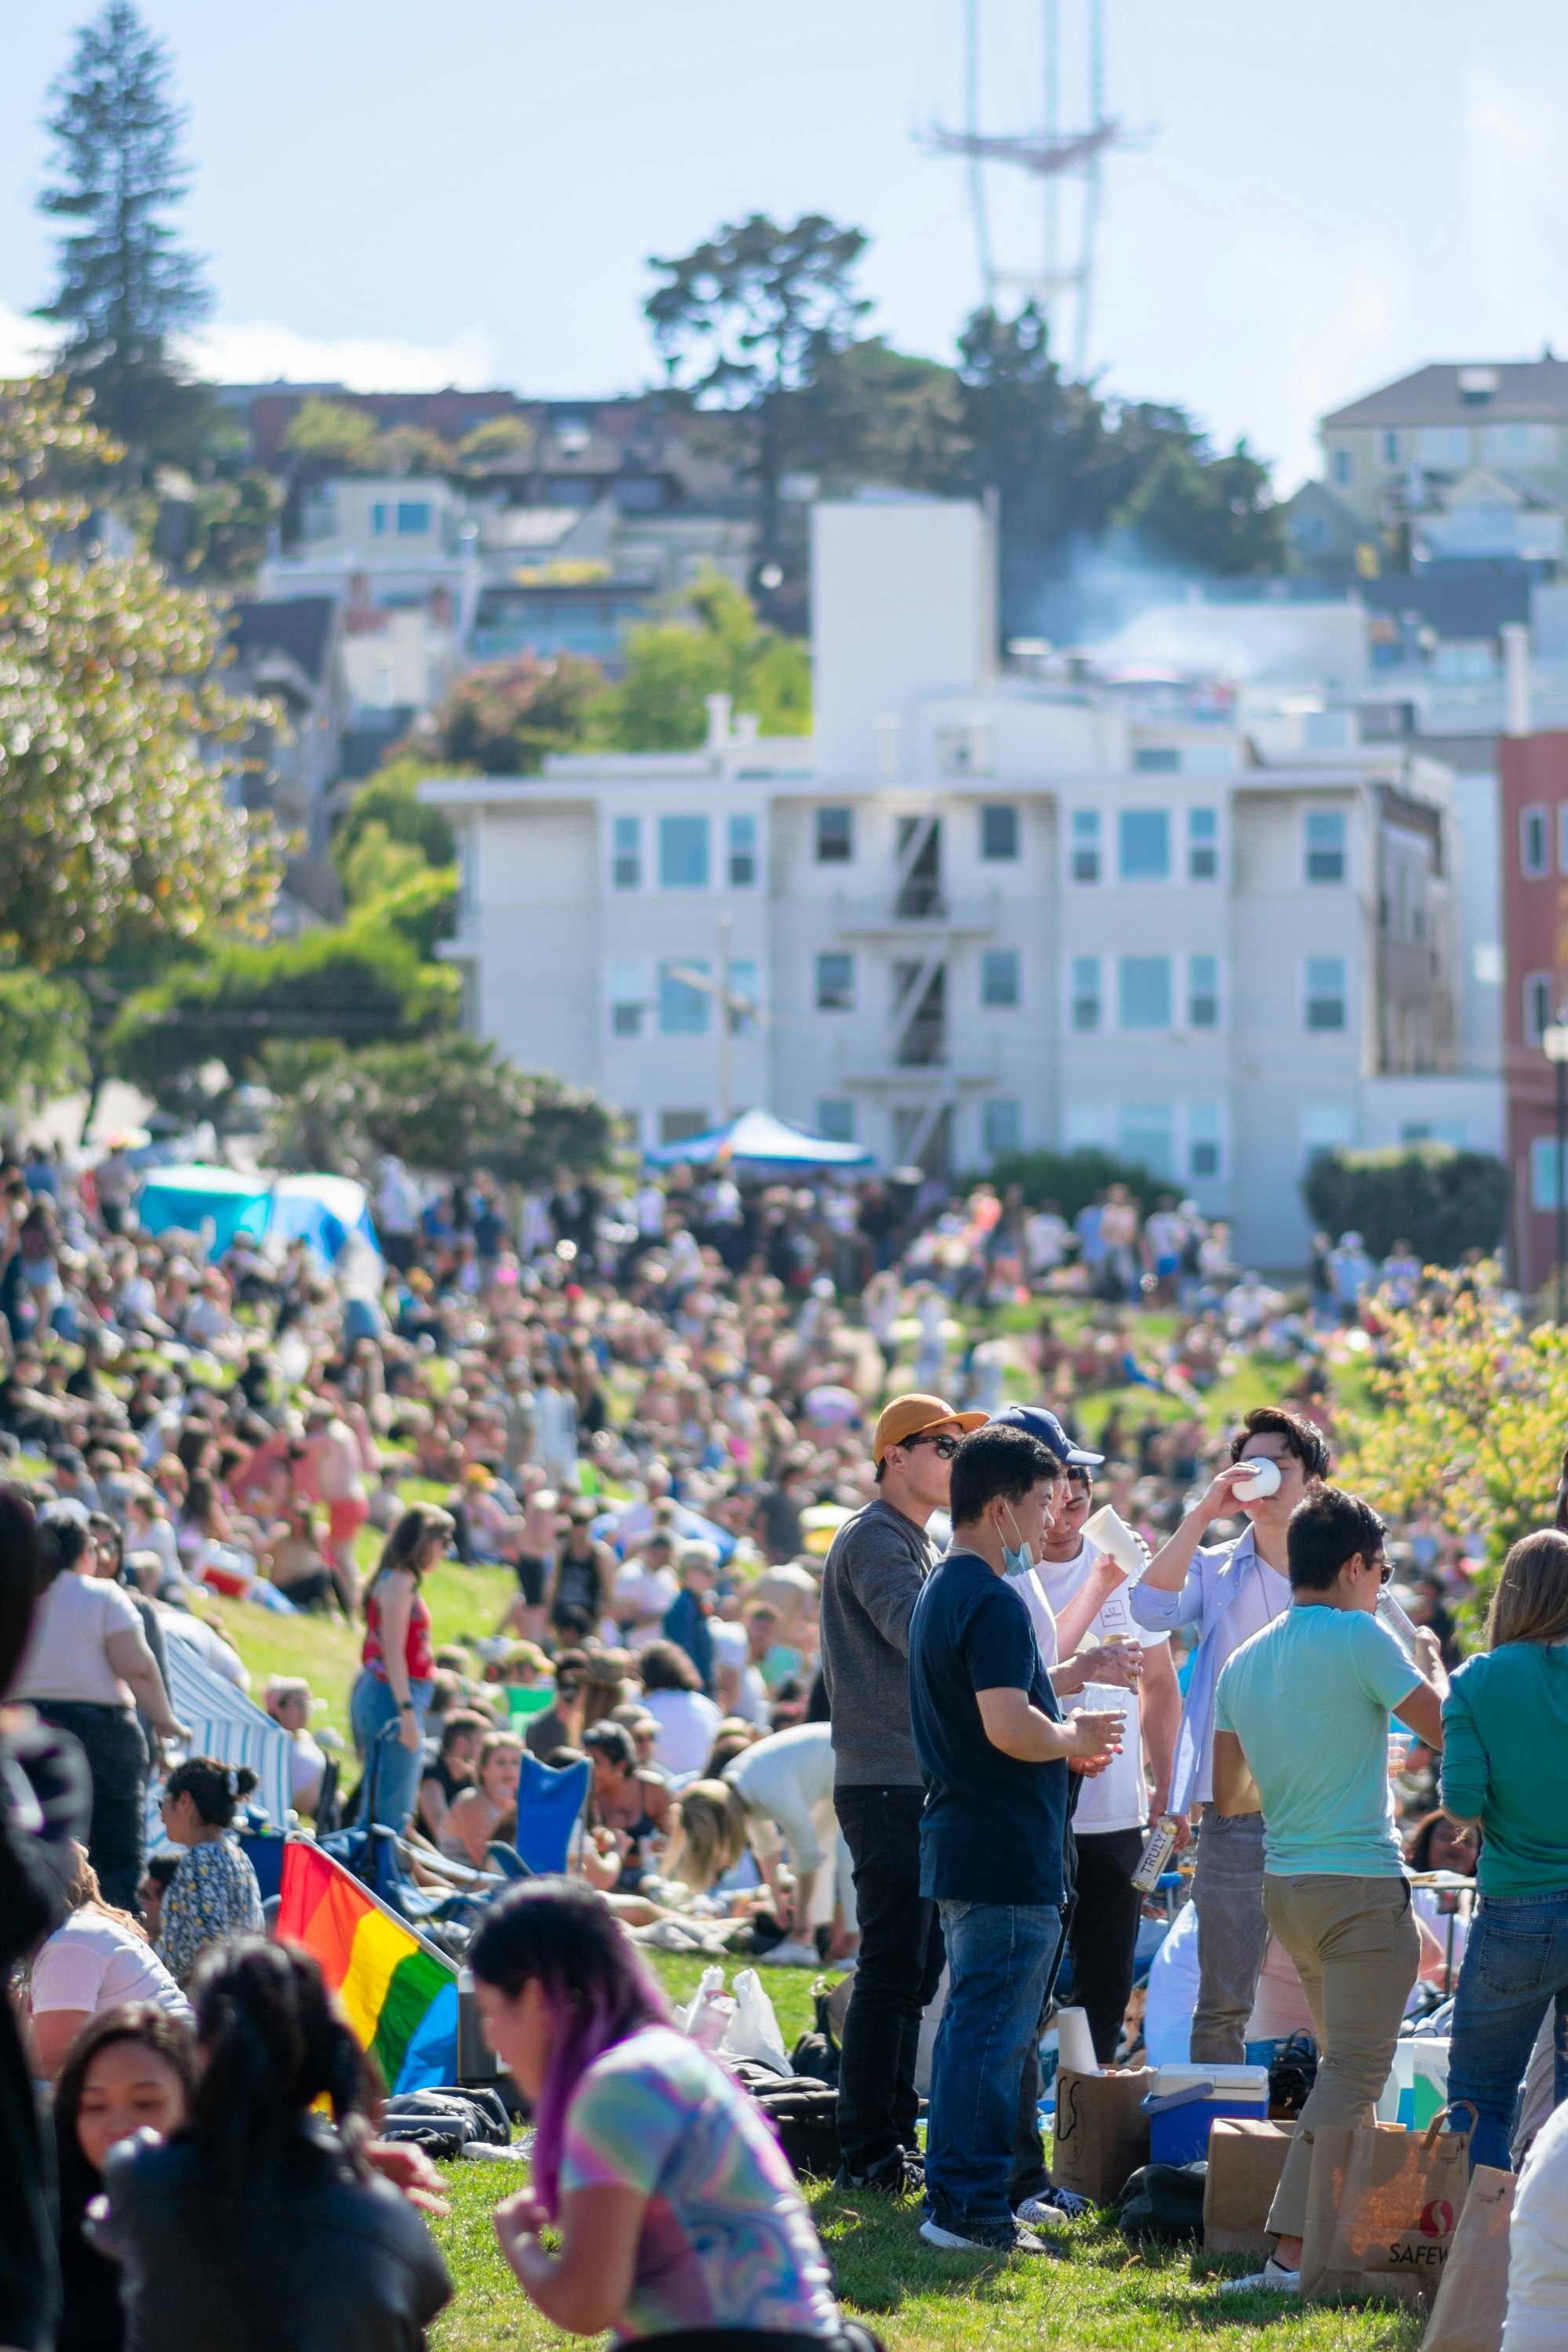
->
[904,1432,961,1460]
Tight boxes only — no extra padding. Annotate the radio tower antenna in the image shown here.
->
[920,0,1152,376]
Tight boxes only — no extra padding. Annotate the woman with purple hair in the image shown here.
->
[471,1882,869,2348]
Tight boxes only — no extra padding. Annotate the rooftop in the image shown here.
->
[1323,358,1568,430]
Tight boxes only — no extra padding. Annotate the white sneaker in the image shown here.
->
[758,1939,820,1967]
[1217,2259,1301,2295]
[1014,2187,1092,2226]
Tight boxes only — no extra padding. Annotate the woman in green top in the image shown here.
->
[1441,1529,1568,2170]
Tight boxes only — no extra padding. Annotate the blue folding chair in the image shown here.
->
[512,1752,591,1877]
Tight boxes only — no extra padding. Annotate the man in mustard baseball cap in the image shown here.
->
[821,1392,985,2195]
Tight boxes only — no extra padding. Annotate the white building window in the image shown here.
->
[1187,953,1221,1029]
[1417,426,1470,470]
[1381,430,1399,466]
[396,500,431,535]
[815,952,855,1011]
[1120,810,1171,881]
[1069,955,1102,1033]
[815,807,854,864]
[659,961,710,1034]
[1525,972,1552,1047]
[611,815,641,890]
[816,1101,856,1143]
[982,1098,1021,1157]
[1187,1102,1224,1181]
[981,804,1019,860]
[1533,1136,1567,1211]
[1305,809,1346,884]
[1070,809,1100,884]
[1305,956,1348,1031]
[660,1109,710,1145]
[608,962,645,1038]
[1332,448,1352,487]
[728,812,757,887]
[659,815,710,888]
[1119,1102,1175,1179]
[982,949,1020,1007]
[1119,955,1171,1029]
[371,501,390,535]
[1188,807,1219,881]
[1523,806,1550,879]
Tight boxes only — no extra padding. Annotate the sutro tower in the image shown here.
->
[919,0,1152,377]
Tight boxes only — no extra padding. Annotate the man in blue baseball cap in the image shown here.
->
[987,1403,1104,1474]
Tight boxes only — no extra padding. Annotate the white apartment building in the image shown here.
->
[423,497,1495,1266]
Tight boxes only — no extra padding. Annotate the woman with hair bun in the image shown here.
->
[91,1940,451,2351]
[153,1757,263,1989]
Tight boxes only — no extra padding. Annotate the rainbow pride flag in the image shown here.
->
[277,1841,459,2093]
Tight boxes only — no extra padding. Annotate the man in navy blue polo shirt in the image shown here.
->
[909,1423,1125,2254]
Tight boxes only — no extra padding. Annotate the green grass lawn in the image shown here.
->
[424,1955,1424,2352]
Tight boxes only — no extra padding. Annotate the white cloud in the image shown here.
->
[0,301,62,376]
[0,299,500,394]
[180,318,499,392]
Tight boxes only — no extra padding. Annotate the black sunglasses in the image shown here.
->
[904,1432,961,1460]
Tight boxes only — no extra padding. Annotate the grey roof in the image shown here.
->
[1323,359,1568,429]
[227,597,339,684]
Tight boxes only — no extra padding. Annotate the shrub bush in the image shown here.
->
[981,1148,1167,1221]
[1300,1144,1508,1265]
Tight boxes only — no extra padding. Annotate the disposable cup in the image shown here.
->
[1082,1504,1144,1577]
[1055,2005,1099,2075]
[1231,1457,1282,1501]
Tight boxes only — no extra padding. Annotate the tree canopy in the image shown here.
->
[35,1,213,466]
[593,570,810,750]
[425,653,604,775]
[0,378,278,972]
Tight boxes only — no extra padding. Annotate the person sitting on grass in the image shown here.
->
[437,1732,523,1868]
[472,1879,871,2349]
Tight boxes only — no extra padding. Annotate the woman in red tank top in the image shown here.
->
[348,1503,453,1831]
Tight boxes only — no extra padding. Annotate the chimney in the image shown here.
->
[1502,622,1531,738]
[704,692,733,752]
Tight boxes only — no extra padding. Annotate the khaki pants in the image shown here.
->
[1262,1872,1421,2241]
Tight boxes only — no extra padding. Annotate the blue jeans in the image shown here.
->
[350,1671,433,1831]
[1447,1889,1568,2171]
[927,1900,1063,2231]
[1191,1808,1269,2063]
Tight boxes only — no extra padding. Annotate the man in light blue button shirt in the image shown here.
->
[1128,1405,1331,2062]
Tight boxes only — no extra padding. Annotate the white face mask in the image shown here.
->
[1002,1504,1034,1578]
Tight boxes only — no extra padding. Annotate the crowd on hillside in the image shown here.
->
[2,1134,1566,2347]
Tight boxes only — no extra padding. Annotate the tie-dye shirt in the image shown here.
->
[559,2025,840,2341]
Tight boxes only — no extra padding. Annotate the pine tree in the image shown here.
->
[35,1,212,463]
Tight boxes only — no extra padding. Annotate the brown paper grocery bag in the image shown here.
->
[1050,2067,1152,2204]
[1421,2167,1515,2352]
[1203,2118,1295,2256]
[1301,2114,1471,2308]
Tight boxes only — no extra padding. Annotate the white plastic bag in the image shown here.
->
[719,1967,791,2076]
[674,1965,735,2050]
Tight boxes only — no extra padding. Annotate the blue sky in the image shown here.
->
[4,1,1568,488]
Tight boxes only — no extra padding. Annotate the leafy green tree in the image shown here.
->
[1115,437,1287,576]
[983,1146,1163,1221]
[332,752,460,880]
[35,2,214,466]
[429,654,603,775]
[0,971,92,1105]
[456,415,535,470]
[374,423,454,477]
[263,1034,617,1184]
[775,337,966,495]
[593,570,809,750]
[106,924,457,1113]
[1335,1265,1568,1584]
[0,378,278,971]
[645,212,870,591]
[280,397,383,472]
[1301,1145,1508,1264]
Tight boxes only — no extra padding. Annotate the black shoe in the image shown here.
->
[919,2215,1060,2256]
[834,2149,924,2196]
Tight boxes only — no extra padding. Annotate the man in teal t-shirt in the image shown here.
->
[1209,1486,1449,2296]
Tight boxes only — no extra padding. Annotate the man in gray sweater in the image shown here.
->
[821,1390,983,2193]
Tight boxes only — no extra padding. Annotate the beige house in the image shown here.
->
[1320,359,1568,535]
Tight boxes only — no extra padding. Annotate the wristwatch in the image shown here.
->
[398,1701,415,1714]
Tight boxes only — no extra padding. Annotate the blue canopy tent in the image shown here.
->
[267,1174,382,1270]
[136,1166,272,1254]
[643,1108,874,1172]
[135,1167,381,1272]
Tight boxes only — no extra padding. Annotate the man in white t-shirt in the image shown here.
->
[1024,1462,1180,2063]
[1129,1403,1330,2063]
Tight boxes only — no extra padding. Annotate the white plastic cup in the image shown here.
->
[1082,1504,1145,1577]
[1055,2005,1099,2075]
[1231,1457,1282,1502]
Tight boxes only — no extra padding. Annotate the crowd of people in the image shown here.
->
[1,1130,1566,2345]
